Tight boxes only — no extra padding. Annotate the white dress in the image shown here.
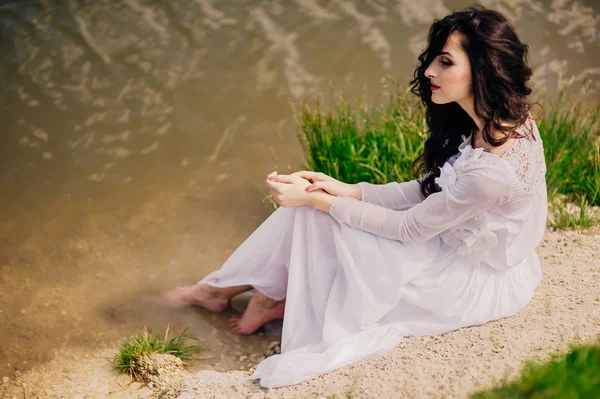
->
[199,119,548,388]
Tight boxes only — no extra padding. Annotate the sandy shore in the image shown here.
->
[1,227,599,399]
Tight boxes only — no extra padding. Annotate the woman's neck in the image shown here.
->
[471,124,518,158]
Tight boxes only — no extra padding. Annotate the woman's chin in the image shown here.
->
[430,94,450,105]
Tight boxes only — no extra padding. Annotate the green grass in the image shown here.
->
[292,78,600,227]
[110,325,205,379]
[537,91,600,207]
[297,79,426,185]
[470,339,600,399]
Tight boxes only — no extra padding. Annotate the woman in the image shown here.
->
[165,6,547,388]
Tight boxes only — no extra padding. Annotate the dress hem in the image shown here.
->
[197,280,287,302]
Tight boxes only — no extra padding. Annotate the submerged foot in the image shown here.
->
[229,292,285,335]
[160,284,230,312]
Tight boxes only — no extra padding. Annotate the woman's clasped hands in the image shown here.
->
[265,170,360,213]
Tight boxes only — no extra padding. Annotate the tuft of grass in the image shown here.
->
[548,194,600,229]
[111,325,205,379]
[470,338,600,399]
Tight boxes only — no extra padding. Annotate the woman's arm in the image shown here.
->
[357,179,425,210]
[309,180,424,213]
[325,163,512,243]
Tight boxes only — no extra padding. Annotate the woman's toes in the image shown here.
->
[229,316,242,332]
[229,314,254,334]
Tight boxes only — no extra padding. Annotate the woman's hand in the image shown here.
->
[292,171,361,200]
[266,171,335,211]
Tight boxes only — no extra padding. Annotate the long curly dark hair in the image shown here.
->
[409,5,542,197]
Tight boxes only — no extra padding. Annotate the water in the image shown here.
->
[0,0,598,378]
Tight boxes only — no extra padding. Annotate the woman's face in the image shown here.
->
[424,32,473,106]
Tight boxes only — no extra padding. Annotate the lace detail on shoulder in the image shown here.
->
[500,121,546,193]
[446,120,546,193]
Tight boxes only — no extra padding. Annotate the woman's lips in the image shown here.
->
[431,84,440,91]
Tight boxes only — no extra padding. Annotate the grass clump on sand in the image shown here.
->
[111,325,205,380]
[294,77,600,228]
[547,194,600,229]
[471,339,600,399]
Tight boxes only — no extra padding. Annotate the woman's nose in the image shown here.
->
[425,66,435,78]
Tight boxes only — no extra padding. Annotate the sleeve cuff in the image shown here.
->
[329,196,341,219]
[357,182,370,202]
[329,196,361,225]
[329,196,350,224]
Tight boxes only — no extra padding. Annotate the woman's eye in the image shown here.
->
[440,60,452,66]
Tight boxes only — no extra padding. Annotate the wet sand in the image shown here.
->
[0,169,285,381]
[1,226,598,398]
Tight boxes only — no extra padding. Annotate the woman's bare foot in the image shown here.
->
[229,291,285,335]
[160,284,230,312]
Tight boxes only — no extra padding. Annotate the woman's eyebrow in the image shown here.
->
[439,51,454,58]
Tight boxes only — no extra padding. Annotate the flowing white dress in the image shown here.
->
[199,119,548,388]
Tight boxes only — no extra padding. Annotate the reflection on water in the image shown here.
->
[0,0,598,378]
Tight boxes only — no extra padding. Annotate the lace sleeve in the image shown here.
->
[501,120,546,193]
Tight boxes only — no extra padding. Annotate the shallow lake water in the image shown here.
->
[0,0,599,378]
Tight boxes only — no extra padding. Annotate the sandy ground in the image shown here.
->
[1,226,599,399]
